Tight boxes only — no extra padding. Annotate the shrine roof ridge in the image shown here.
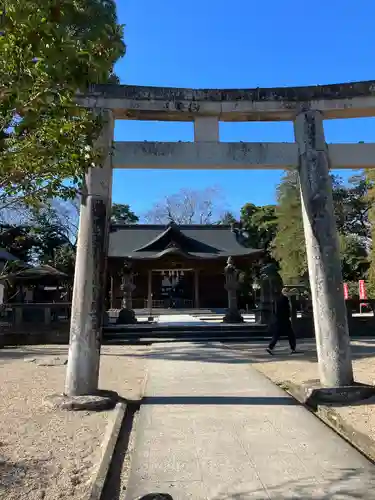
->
[108,224,262,259]
[110,224,236,231]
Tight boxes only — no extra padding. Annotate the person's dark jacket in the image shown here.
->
[275,294,291,323]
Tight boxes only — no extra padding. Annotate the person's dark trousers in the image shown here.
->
[268,319,296,351]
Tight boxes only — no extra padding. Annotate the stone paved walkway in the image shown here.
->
[125,343,375,499]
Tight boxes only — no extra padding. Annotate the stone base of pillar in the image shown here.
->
[284,379,375,409]
[116,308,137,325]
[135,495,173,500]
[44,389,118,411]
[223,308,244,323]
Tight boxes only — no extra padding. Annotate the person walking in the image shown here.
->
[266,288,297,355]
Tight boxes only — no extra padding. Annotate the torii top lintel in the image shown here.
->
[77,80,375,122]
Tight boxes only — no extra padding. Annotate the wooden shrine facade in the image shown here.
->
[107,223,262,310]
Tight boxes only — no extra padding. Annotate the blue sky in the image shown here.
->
[113,1,375,219]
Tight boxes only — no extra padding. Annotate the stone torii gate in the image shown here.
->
[65,80,375,397]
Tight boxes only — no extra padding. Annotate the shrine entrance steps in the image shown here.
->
[109,307,254,319]
[103,313,268,344]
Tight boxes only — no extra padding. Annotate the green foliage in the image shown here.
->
[0,0,125,206]
[0,224,37,262]
[222,204,278,298]
[333,173,371,238]
[28,207,73,267]
[49,244,76,275]
[111,203,139,224]
[0,200,139,275]
[339,234,368,282]
[272,170,371,286]
[240,203,277,251]
[217,211,237,225]
[365,169,375,297]
[271,171,307,284]
[0,204,76,273]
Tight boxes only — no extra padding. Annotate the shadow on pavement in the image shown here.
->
[102,338,375,366]
[142,395,297,406]
[209,467,375,499]
[0,346,67,361]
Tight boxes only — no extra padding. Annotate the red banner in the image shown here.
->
[359,280,367,300]
[343,283,349,300]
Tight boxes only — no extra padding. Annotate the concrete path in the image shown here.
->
[126,343,375,499]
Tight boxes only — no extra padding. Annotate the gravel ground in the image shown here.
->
[221,338,375,443]
[0,345,148,500]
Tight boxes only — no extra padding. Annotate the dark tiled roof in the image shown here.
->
[2,265,69,281]
[108,224,262,260]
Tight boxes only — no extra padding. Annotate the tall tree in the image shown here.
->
[365,169,375,296]
[0,199,139,275]
[272,171,371,285]
[0,224,37,263]
[217,211,237,225]
[28,207,73,265]
[0,0,125,208]
[240,203,277,251]
[271,170,307,284]
[339,233,368,283]
[144,187,226,224]
[111,203,139,224]
[0,204,76,273]
[333,173,371,240]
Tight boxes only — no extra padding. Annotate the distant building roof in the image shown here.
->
[108,223,262,260]
[1,265,69,282]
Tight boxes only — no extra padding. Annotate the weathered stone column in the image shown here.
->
[65,110,114,396]
[294,110,353,387]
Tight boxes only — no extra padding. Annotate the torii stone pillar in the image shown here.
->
[65,110,114,396]
[294,110,353,387]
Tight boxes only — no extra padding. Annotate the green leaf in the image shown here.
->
[0,0,125,206]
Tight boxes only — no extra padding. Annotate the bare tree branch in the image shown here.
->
[143,187,228,224]
[51,197,80,245]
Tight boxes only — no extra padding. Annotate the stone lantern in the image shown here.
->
[223,256,244,323]
[116,259,137,325]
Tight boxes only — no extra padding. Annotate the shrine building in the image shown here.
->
[107,222,262,310]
